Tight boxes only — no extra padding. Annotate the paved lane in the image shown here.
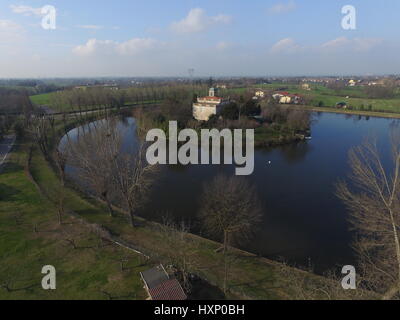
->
[0,135,16,170]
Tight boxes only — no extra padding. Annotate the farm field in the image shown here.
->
[249,83,400,113]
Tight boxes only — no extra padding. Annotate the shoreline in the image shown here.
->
[292,105,400,119]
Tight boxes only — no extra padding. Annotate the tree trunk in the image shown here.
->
[105,197,114,217]
[128,207,135,227]
[57,193,64,225]
[389,209,400,297]
[223,230,228,255]
[223,230,229,295]
[223,250,229,296]
[102,192,114,217]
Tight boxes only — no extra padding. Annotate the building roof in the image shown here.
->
[148,278,187,300]
[140,265,169,289]
[140,264,187,300]
[198,96,222,100]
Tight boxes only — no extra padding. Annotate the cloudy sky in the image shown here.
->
[0,0,399,78]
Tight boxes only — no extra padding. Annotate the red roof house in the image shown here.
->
[140,265,187,300]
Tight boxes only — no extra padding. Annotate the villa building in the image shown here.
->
[254,90,266,98]
[192,87,229,121]
[272,91,303,104]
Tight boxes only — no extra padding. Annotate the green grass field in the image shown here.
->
[247,83,400,113]
[30,93,53,106]
[0,142,149,300]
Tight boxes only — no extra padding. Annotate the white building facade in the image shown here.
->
[193,88,229,121]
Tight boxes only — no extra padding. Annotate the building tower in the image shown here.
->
[209,87,218,97]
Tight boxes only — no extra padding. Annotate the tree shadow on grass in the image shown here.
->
[0,162,23,175]
[188,278,226,300]
[0,183,21,201]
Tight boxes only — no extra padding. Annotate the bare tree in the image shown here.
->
[198,174,262,294]
[66,119,121,217]
[32,117,50,159]
[112,143,158,227]
[159,218,200,293]
[275,262,375,300]
[53,148,67,224]
[286,109,311,133]
[337,131,400,300]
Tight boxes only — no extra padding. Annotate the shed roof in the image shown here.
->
[149,278,187,300]
[140,265,169,289]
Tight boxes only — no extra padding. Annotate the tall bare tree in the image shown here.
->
[53,148,67,224]
[159,218,200,293]
[337,131,400,300]
[67,119,121,217]
[112,143,158,227]
[198,174,262,294]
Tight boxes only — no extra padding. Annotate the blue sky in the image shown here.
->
[0,0,399,77]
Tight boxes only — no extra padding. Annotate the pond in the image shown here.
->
[61,112,400,273]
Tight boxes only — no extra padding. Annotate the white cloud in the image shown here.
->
[77,25,104,30]
[268,1,296,14]
[171,8,232,34]
[270,38,301,53]
[73,38,158,56]
[321,37,382,52]
[270,37,382,55]
[10,5,43,16]
[321,37,349,49]
[73,39,115,56]
[116,38,157,55]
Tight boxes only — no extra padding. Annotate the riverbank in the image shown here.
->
[292,105,400,119]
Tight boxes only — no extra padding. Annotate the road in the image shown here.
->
[0,134,16,171]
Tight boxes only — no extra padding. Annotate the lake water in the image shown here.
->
[62,112,400,273]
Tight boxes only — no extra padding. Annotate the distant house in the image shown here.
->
[301,83,311,91]
[254,90,265,98]
[336,102,348,109]
[272,92,303,104]
[348,79,356,87]
[140,264,187,301]
[193,88,230,121]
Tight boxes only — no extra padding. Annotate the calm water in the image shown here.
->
[62,112,400,273]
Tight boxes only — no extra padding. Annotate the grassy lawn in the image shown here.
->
[246,83,400,113]
[30,93,53,106]
[0,142,149,300]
